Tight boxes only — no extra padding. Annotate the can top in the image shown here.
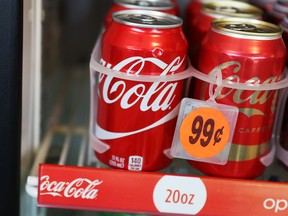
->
[203,1,263,18]
[212,18,283,39]
[114,0,175,10]
[112,10,182,28]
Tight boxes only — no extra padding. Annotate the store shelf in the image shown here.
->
[26,134,288,216]
[27,154,288,216]
[25,110,288,216]
[35,163,288,216]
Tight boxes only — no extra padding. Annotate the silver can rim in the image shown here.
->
[112,9,182,29]
[212,17,283,40]
[114,0,175,11]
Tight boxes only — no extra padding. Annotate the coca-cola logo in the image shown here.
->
[211,61,281,117]
[95,56,185,140]
[40,175,103,200]
[99,56,185,112]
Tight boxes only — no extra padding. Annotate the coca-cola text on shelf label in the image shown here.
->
[39,175,103,200]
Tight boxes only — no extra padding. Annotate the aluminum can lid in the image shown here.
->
[212,17,283,39]
[203,1,263,18]
[114,0,175,10]
[112,10,182,28]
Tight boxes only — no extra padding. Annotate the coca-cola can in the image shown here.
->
[189,18,287,178]
[186,0,262,67]
[104,0,178,28]
[95,10,187,171]
[185,0,249,21]
[185,0,205,21]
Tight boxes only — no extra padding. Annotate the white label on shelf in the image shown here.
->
[128,156,143,171]
[153,175,207,215]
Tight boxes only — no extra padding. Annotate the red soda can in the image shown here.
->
[95,10,187,171]
[104,0,178,28]
[166,0,180,15]
[189,18,286,178]
[184,0,249,43]
[185,0,204,21]
[186,1,262,67]
[185,0,249,21]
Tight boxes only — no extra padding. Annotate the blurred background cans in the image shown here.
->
[104,0,179,28]
[249,0,277,15]
[264,1,288,24]
[185,0,250,22]
[188,18,287,178]
[185,0,263,68]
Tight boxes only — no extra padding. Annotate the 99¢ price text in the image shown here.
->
[189,115,224,147]
[180,107,230,158]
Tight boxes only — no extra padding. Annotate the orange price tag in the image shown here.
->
[179,107,230,159]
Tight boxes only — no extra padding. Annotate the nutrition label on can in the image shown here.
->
[128,156,143,171]
[109,155,125,169]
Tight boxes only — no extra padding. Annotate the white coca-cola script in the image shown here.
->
[40,175,103,199]
[99,56,185,111]
[95,56,185,140]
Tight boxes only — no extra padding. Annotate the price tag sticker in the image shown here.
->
[170,98,239,165]
[180,107,230,159]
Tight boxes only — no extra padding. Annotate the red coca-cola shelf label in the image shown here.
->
[38,164,288,215]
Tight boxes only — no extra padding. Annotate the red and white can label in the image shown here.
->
[153,175,207,215]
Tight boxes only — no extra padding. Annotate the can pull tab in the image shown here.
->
[224,23,258,32]
[215,6,240,13]
[135,0,152,7]
[128,14,157,24]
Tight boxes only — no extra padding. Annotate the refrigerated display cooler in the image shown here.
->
[0,0,22,215]
[1,0,286,215]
